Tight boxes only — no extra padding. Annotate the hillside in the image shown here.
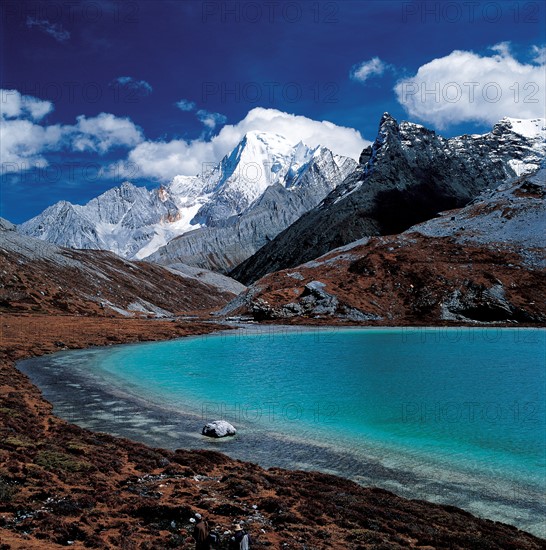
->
[0,220,240,317]
[222,169,546,325]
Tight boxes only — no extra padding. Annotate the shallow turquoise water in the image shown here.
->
[18,326,546,536]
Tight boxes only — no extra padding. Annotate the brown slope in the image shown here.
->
[229,234,545,325]
[1,315,544,549]
[0,223,235,317]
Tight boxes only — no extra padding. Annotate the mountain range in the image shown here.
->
[20,132,356,271]
[13,114,546,326]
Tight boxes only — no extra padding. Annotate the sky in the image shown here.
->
[1,0,545,223]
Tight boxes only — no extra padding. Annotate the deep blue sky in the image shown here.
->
[1,0,545,222]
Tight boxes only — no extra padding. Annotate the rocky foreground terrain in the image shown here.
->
[224,170,546,325]
[1,316,545,549]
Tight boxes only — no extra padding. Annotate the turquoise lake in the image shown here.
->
[18,326,546,537]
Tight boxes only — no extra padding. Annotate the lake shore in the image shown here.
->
[1,313,545,549]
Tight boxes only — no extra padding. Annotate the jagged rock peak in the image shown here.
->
[379,112,398,127]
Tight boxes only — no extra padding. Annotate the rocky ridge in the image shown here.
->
[231,116,545,285]
[19,132,356,271]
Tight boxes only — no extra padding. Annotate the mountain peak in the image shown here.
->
[379,112,398,127]
[240,131,292,150]
[0,217,16,232]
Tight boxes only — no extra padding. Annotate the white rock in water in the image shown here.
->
[201,420,236,438]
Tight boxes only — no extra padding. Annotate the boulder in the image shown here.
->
[202,420,237,438]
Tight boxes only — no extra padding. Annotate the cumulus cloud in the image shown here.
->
[122,107,370,181]
[0,119,63,170]
[394,44,545,128]
[490,41,511,57]
[111,76,153,97]
[1,89,54,121]
[350,57,388,83]
[2,90,368,183]
[26,17,70,42]
[175,99,196,111]
[0,89,144,174]
[70,113,144,153]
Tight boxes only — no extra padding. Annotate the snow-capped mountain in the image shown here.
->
[231,115,546,284]
[20,183,183,259]
[20,132,356,262]
[147,140,356,272]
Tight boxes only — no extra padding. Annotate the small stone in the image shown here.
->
[201,420,237,438]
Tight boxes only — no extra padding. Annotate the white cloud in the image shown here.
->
[1,89,54,121]
[111,76,153,97]
[531,45,546,64]
[1,90,368,183]
[196,109,227,130]
[26,17,70,42]
[394,44,545,128]
[350,57,388,83]
[122,107,370,181]
[0,89,145,174]
[490,41,511,57]
[0,119,62,171]
[115,139,213,181]
[70,113,144,153]
[175,99,196,111]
